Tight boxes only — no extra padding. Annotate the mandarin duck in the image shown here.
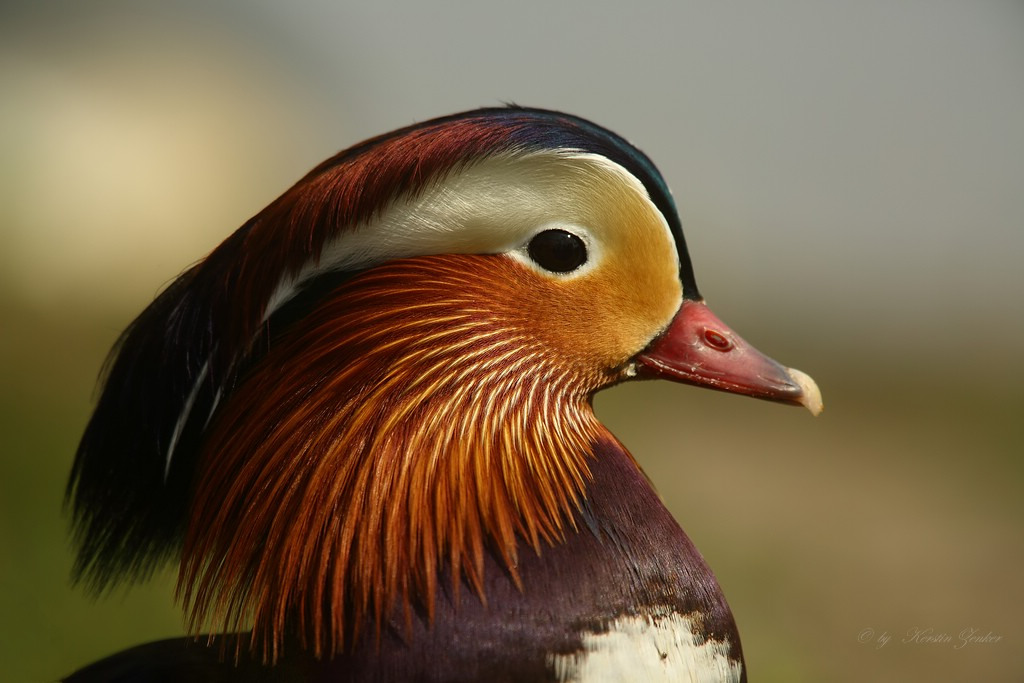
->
[64,107,822,682]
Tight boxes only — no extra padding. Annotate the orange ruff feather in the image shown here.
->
[179,254,617,660]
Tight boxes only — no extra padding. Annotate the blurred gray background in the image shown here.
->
[2,1,1022,681]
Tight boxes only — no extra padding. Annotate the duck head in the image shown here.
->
[67,107,821,661]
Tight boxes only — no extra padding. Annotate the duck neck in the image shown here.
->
[512,434,747,681]
[562,434,744,641]
[326,433,748,681]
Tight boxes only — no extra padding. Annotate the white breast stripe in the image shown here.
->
[549,611,743,683]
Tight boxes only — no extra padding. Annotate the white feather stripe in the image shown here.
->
[164,360,209,477]
[549,611,743,683]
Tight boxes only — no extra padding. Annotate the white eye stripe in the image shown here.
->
[264,151,634,319]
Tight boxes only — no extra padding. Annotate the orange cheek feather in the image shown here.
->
[180,254,635,661]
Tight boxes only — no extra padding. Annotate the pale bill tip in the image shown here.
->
[787,367,823,416]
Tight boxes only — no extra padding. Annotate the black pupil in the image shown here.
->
[527,229,587,273]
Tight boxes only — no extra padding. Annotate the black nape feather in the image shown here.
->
[65,222,253,589]
[65,246,361,590]
[66,264,212,589]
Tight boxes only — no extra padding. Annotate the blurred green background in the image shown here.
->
[2,2,1022,681]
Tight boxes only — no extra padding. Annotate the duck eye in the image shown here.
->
[527,229,588,273]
